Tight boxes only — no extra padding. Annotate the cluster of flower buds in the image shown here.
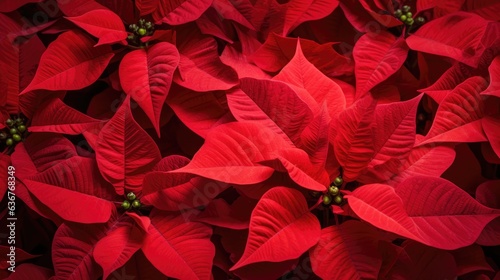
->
[323,176,344,206]
[128,19,154,40]
[122,192,142,210]
[0,117,26,147]
[394,5,425,26]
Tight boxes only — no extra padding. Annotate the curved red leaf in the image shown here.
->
[21,30,114,93]
[403,241,457,279]
[417,76,488,146]
[66,9,128,46]
[282,0,339,36]
[95,98,161,195]
[476,180,500,246]
[309,221,382,279]
[354,31,408,96]
[171,122,292,185]
[142,209,214,280]
[230,187,321,270]
[5,263,53,279]
[119,42,179,135]
[346,176,500,249]
[483,55,500,98]
[151,0,213,25]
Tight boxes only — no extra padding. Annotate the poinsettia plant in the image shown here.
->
[1,0,500,279]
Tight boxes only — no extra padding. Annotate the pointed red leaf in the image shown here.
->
[274,42,346,118]
[228,78,314,145]
[93,217,147,279]
[57,0,108,16]
[418,76,488,146]
[406,12,498,67]
[23,179,114,224]
[119,42,179,135]
[0,0,43,12]
[452,245,493,276]
[354,31,408,96]
[142,209,214,280]
[212,0,255,30]
[21,30,114,93]
[151,0,212,25]
[483,55,500,98]
[66,9,128,46]
[299,105,331,165]
[95,98,161,195]
[175,36,238,91]
[282,0,339,35]
[476,180,500,246]
[171,122,292,185]
[309,221,382,279]
[230,187,321,270]
[220,45,270,79]
[333,96,377,182]
[346,176,500,249]
[29,98,104,134]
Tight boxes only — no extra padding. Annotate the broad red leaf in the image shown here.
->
[95,98,161,195]
[196,198,255,230]
[483,115,500,158]
[171,122,292,185]
[309,221,382,279]
[52,224,103,280]
[142,209,214,280]
[57,0,108,16]
[362,95,421,175]
[333,95,377,182]
[29,98,104,135]
[119,42,179,135]
[230,187,321,270]
[282,0,339,36]
[299,105,331,166]
[93,216,147,279]
[417,76,488,146]
[476,180,500,246]
[119,251,169,279]
[406,12,499,67]
[0,0,43,12]
[175,36,238,91]
[346,176,500,249]
[416,0,465,17]
[228,78,314,145]
[66,9,128,46]
[251,33,352,76]
[354,31,408,96]
[402,241,457,279]
[452,245,493,276]
[142,155,228,211]
[23,179,114,224]
[166,85,234,138]
[212,0,254,30]
[21,30,114,93]
[220,45,270,79]
[483,55,500,98]
[465,0,500,21]
[149,0,212,25]
[274,42,346,119]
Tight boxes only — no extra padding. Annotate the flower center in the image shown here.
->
[1,117,27,150]
[121,192,142,210]
[127,19,155,47]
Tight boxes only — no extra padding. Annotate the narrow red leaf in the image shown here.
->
[346,176,500,249]
[95,98,161,195]
[119,42,179,135]
[231,187,321,270]
[66,9,128,46]
[354,31,408,96]
[21,30,114,93]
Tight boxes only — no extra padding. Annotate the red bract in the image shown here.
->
[1,0,500,279]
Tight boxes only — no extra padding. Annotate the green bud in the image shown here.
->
[333,177,343,186]
[400,15,407,22]
[402,5,411,13]
[127,192,136,201]
[406,18,414,25]
[145,22,153,29]
[137,28,147,36]
[12,134,21,142]
[394,9,402,17]
[17,125,26,133]
[416,17,425,24]
[9,128,18,135]
[122,200,131,209]
[322,195,332,205]
[6,138,13,146]
[139,19,146,26]
[406,12,412,18]
[15,118,23,125]
[132,199,141,208]
[329,186,339,196]
[333,195,343,205]
[0,132,6,140]
[6,119,14,127]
